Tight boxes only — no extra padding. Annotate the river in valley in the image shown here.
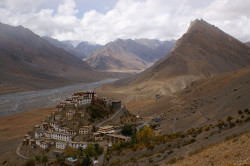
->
[0,78,117,117]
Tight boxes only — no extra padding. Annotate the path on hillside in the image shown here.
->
[199,109,210,120]
[97,141,107,165]
[16,143,27,160]
[95,106,124,127]
[185,145,191,156]
[172,116,176,134]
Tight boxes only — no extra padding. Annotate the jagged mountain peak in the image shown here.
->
[106,19,250,99]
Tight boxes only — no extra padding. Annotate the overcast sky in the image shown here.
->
[0,0,249,44]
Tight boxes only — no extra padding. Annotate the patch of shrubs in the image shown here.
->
[167,150,174,155]
[148,158,153,163]
[238,110,243,115]
[229,122,236,128]
[245,117,250,122]
[167,158,177,164]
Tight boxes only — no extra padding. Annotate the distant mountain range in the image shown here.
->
[44,36,175,73]
[0,22,104,94]
[245,41,250,47]
[61,40,81,48]
[43,37,102,59]
[76,41,102,58]
[83,39,175,72]
[43,36,85,59]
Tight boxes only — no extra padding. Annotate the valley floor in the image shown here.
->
[0,107,55,155]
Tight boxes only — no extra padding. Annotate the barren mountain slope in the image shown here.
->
[98,19,250,103]
[0,22,104,94]
[101,68,250,166]
[166,133,250,166]
[141,68,250,132]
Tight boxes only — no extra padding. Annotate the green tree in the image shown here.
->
[78,147,83,156]
[23,159,35,166]
[121,124,135,136]
[41,155,48,166]
[94,143,103,155]
[82,155,91,166]
[65,146,78,159]
[35,155,41,163]
[85,144,97,157]
[227,116,233,123]
[64,146,74,157]
[238,110,243,115]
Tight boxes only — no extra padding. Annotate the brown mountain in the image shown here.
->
[96,20,250,165]
[98,67,250,165]
[98,19,250,103]
[83,39,175,72]
[0,22,103,94]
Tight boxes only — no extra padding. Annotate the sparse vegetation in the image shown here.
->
[41,155,48,166]
[227,116,233,123]
[85,144,103,157]
[238,110,243,115]
[108,126,184,154]
[23,159,35,166]
[167,150,174,155]
[149,158,153,163]
[167,158,177,164]
[121,124,136,136]
[81,155,91,166]
[34,155,41,163]
[87,99,114,122]
[64,146,78,158]
[105,108,250,165]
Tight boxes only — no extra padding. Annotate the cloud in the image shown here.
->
[0,0,249,44]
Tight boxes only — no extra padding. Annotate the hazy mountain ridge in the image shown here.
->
[245,41,250,47]
[76,41,102,58]
[43,36,86,59]
[61,40,81,48]
[0,22,103,94]
[84,38,175,72]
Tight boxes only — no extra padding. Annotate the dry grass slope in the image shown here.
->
[168,133,250,166]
